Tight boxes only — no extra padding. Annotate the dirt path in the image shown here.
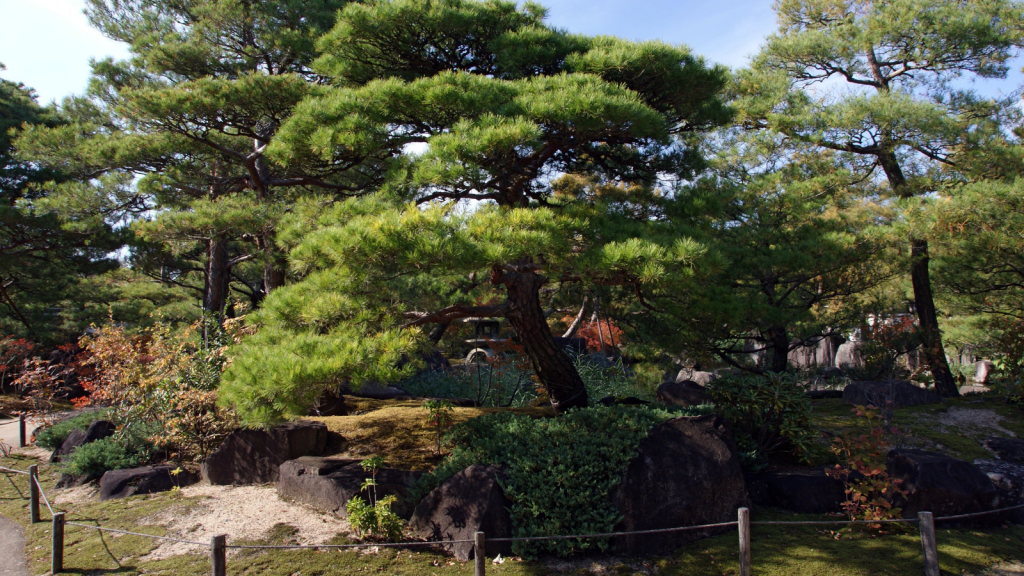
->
[0,515,28,576]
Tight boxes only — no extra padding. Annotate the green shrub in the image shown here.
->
[575,354,660,401]
[64,434,154,478]
[414,404,708,557]
[706,371,820,468]
[34,409,111,450]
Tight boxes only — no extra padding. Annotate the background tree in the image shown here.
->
[220,0,730,422]
[0,69,123,340]
[671,128,893,373]
[742,0,1024,396]
[17,0,361,321]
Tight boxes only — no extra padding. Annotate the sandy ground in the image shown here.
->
[139,484,354,560]
[969,561,1024,575]
[938,407,1017,438]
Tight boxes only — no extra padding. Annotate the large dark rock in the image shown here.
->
[656,381,708,408]
[99,465,197,501]
[50,420,116,463]
[842,381,942,409]
[202,420,328,485]
[746,468,848,514]
[277,457,423,519]
[985,437,1024,464]
[887,449,999,519]
[410,465,514,561]
[610,415,748,556]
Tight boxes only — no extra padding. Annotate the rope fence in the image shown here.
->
[1,461,1022,576]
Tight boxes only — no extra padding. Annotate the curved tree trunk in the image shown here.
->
[493,264,588,412]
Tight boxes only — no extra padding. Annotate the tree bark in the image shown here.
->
[492,264,588,412]
[204,238,230,316]
[768,326,790,373]
[877,149,959,397]
[910,239,960,397]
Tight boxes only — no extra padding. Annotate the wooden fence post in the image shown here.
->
[738,507,751,576]
[919,511,939,576]
[19,413,26,448]
[474,531,486,576]
[211,534,226,576]
[28,464,39,523]
[51,512,65,574]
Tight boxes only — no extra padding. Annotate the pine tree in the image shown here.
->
[16,0,360,319]
[742,0,1024,396]
[220,0,730,422]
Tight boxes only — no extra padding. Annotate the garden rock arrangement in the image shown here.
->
[410,464,514,561]
[610,415,748,555]
[50,420,116,463]
[656,381,708,408]
[277,456,423,519]
[202,420,328,485]
[99,465,197,501]
[746,467,848,514]
[842,381,943,409]
[887,449,999,520]
[985,437,1024,464]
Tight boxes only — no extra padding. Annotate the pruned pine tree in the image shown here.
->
[219,0,730,423]
[741,0,1024,396]
[15,0,373,320]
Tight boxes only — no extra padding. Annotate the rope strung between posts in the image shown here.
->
[0,465,29,475]
[753,518,917,525]
[933,502,1024,522]
[34,475,54,515]
[227,539,475,550]
[65,522,211,547]
[488,521,740,543]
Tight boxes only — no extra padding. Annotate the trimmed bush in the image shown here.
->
[64,435,154,478]
[414,404,713,557]
[706,371,820,468]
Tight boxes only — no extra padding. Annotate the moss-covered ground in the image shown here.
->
[2,392,1023,575]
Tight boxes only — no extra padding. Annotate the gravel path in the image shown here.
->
[0,515,28,576]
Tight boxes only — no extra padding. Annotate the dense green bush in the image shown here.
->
[705,371,820,468]
[575,354,661,401]
[414,404,712,557]
[64,434,155,478]
[34,409,111,450]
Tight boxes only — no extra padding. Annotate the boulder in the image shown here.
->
[974,459,1024,523]
[276,457,423,519]
[598,396,650,406]
[202,420,328,485]
[842,381,942,409]
[50,420,116,463]
[887,449,999,519]
[410,465,514,561]
[99,465,197,501]
[746,467,848,514]
[656,381,708,408]
[985,438,1024,464]
[610,415,748,556]
[835,341,863,370]
[975,360,996,384]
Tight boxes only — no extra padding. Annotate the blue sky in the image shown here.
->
[0,0,777,103]
[0,0,1020,104]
